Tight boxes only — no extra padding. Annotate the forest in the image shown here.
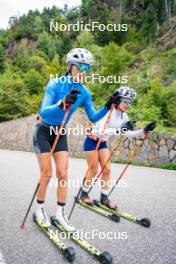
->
[0,0,176,135]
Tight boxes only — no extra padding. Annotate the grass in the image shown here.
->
[112,158,176,171]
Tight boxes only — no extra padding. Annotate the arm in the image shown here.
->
[125,129,144,139]
[39,82,65,119]
[114,118,145,139]
[121,120,157,139]
[83,93,108,123]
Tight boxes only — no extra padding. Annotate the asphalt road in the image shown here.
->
[0,149,175,264]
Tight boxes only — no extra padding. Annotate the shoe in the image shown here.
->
[80,190,93,205]
[36,207,51,228]
[100,193,118,210]
[56,206,76,232]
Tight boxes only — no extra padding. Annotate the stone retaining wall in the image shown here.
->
[0,113,175,165]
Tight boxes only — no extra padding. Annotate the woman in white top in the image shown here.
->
[80,86,156,209]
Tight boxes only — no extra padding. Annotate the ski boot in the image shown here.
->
[100,193,118,210]
[80,190,94,206]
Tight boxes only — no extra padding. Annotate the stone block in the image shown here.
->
[148,153,158,161]
[150,141,159,149]
[124,139,129,148]
[159,145,169,158]
[157,158,170,164]
[159,138,166,146]
[169,150,176,161]
[167,139,175,150]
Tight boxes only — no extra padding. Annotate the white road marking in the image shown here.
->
[0,250,6,264]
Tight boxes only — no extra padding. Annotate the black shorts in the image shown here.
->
[33,123,68,154]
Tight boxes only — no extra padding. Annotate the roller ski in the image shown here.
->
[93,199,151,228]
[77,190,120,223]
[33,213,76,263]
[77,195,120,223]
[50,216,113,264]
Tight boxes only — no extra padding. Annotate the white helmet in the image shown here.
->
[66,48,94,66]
[117,86,137,100]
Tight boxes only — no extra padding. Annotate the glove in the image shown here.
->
[60,89,81,109]
[144,121,157,134]
[105,91,122,110]
[122,120,136,131]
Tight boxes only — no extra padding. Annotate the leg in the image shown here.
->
[33,123,52,201]
[53,151,69,203]
[36,153,52,201]
[98,148,117,209]
[35,152,52,227]
[84,151,99,188]
[53,151,75,232]
[79,150,99,204]
[98,148,111,190]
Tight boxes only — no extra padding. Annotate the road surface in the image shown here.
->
[0,149,175,264]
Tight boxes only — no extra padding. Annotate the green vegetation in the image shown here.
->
[112,159,176,171]
[0,1,176,135]
[160,163,176,170]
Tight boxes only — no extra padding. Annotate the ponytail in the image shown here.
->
[65,65,72,76]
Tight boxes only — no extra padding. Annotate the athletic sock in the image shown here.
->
[36,199,44,210]
[57,202,66,206]
[82,186,90,193]
[57,202,66,216]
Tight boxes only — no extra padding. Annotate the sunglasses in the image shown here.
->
[121,99,134,105]
[75,63,91,74]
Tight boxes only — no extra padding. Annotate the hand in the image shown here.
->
[60,89,81,109]
[37,115,42,124]
[122,120,136,131]
[105,91,122,110]
[144,121,157,133]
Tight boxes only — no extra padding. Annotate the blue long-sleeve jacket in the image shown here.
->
[39,75,108,125]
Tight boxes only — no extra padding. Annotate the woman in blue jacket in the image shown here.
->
[33,48,121,231]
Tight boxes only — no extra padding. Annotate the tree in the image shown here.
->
[36,32,57,60]
[24,69,47,95]
[54,33,72,55]
[12,39,30,71]
[29,55,48,75]
[140,3,158,45]
[0,75,31,122]
[0,44,5,73]
[77,30,95,48]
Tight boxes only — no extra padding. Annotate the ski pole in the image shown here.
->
[68,105,115,219]
[20,108,70,229]
[87,133,125,195]
[108,131,150,197]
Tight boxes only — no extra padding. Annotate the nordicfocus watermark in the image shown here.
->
[49,125,128,137]
[50,74,128,84]
[50,20,128,32]
[49,177,127,189]
[49,229,128,241]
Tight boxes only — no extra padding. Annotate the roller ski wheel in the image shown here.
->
[33,213,37,222]
[109,213,120,223]
[64,247,76,263]
[99,251,113,264]
[93,199,100,206]
[140,217,151,228]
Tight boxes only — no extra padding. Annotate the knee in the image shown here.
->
[41,169,52,182]
[89,164,98,175]
[56,170,68,181]
[103,166,111,176]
